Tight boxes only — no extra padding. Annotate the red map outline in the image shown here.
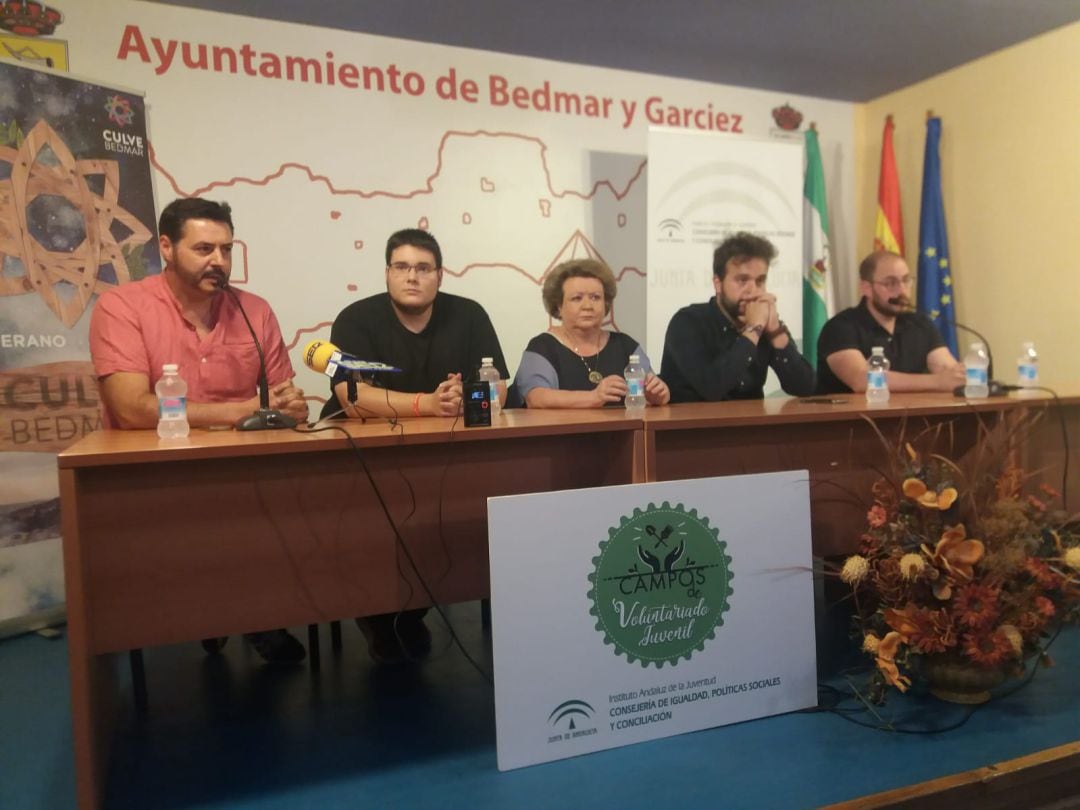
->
[150,129,647,202]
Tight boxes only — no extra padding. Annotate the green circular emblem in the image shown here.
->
[587,501,733,668]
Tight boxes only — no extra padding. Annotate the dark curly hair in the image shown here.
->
[712,232,777,279]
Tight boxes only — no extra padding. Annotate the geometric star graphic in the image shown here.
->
[924,246,937,258]
[942,275,952,287]
[938,257,949,269]
[940,294,951,306]
[1,119,152,326]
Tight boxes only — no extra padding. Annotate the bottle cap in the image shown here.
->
[163,363,178,374]
[871,346,884,354]
[481,357,493,364]
[629,354,640,363]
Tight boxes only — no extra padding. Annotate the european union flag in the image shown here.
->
[917,117,958,356]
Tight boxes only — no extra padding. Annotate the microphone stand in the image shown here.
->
[224,285,297,430]
[889,298,1009,397]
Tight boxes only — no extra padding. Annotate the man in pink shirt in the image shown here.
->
[89,197,308,664]
[91,198,306,429]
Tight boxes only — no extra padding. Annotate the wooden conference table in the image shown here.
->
[58,388,1080,808]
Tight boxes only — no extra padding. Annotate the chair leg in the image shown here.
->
[307,624,320,671]
[129,649,148,715]
[330,620,343,653]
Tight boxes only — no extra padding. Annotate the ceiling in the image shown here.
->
[152,0,1080,101]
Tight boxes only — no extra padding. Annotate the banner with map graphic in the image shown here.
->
[0,57,157,626]
[488,472,815,770]
[0,0,856,630]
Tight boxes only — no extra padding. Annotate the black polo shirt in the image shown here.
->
[815,299,946,393]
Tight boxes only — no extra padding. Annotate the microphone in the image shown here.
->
[887,297,1009,397]
[302,340,401,377]
[223,284,298,430]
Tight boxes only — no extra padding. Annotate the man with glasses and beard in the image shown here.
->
[660,231,814,402]
[319,227,507,664]
[816,250,964,394]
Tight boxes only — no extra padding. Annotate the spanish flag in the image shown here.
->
[874,115,904,256]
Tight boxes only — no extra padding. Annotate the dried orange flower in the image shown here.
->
[923,524,985,599]
[902,478,927,499]
[875,631,912,692]
[902,478,957,509]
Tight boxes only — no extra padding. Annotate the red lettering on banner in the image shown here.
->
[116,24,150,62]
[488,75,612,120]
[643,96,743,133]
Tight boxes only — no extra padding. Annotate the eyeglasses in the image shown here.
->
[388,262,438,277]
[872,276,913,292]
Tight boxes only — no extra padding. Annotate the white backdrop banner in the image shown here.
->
[646,130,805,375]
[488,472,815,770]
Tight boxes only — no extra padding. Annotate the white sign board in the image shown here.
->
[646,129,804,374]
[489,472,815,770]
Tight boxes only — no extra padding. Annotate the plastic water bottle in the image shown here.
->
[156,364,189,438]
[1017,341,1039,392]
[866,346,890,404]
[964,342,990,399]
[478,357,502,418]
[624,354,646,415]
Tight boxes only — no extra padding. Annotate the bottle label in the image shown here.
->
[867,370,885,389]
[1018,363,1037,382]
[488,381,499,403]
[626,378,643,397]
[966,367,988,385]
[159,396,187,417]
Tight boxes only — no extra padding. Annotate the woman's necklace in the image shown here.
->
[561,328,604,384]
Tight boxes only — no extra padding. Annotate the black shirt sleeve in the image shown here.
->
[817,312,861,359]
[916,317,947,354]
[328,300,378,363]
[770,341,816,396]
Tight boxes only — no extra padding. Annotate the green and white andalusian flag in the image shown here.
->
[802,128,835,371]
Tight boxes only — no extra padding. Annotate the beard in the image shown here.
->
[868,294,907,318]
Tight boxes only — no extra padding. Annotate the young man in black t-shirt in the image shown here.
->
[319,229,508,420]
[816,251,964,394]
[320,228,508,663]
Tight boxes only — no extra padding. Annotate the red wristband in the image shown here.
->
[412,392,423,417]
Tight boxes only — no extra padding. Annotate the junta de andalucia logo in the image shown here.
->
[588,502,733,668]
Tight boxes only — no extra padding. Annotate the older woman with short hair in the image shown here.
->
[512,258,669,408]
